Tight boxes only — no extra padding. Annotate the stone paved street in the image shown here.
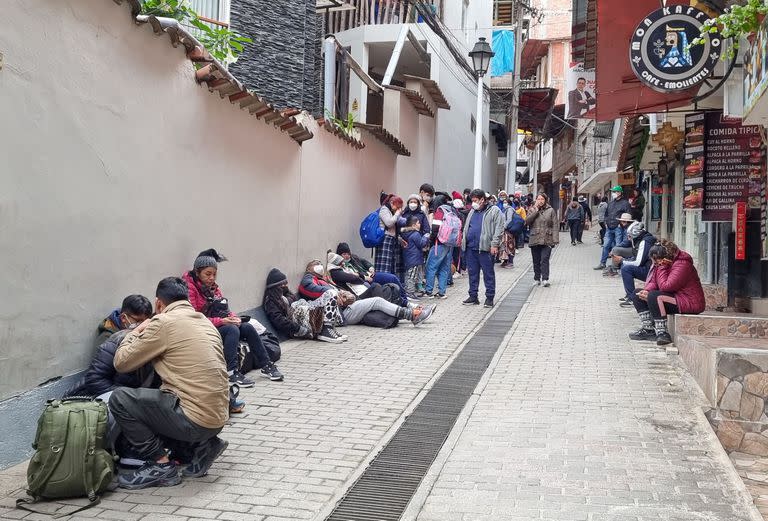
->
[0,235,762,521]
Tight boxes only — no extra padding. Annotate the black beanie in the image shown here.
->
[336,242,351,255]
[266,268,288,289]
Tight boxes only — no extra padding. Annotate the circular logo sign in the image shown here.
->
[629,6,722,93]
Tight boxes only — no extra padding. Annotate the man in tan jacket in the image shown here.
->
[110,277,229,490]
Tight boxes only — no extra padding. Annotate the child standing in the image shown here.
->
[400,216,429,299]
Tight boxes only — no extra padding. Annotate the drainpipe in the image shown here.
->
[324,37,337,118]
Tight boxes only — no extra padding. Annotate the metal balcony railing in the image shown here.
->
[324,0,442,34]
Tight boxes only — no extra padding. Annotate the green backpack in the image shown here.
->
[16,397,115,518]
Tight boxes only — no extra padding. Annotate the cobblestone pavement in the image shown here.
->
[0,252,532,521]
[411,235,761,521]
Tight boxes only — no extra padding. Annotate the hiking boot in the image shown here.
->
[542,280,550,287]
[462,297,480,305]
[484,298,494,308]
[629,328,656,341]
[656,332,673,346]
[593,264,606,270]
[412,305,435,325]
[261,363,284,381]
[229,371,254,388]
[317,325,344,344]
[182,437,229,478]
[118,461,181,490]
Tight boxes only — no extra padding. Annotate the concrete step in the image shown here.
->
[674,312,768,340]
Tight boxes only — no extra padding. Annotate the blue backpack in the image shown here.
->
[360,210,385,248]
[505,211,526,234]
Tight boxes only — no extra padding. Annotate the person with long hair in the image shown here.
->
[375,194,404,278]
[525,193,560,286]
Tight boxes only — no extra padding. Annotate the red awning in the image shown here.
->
[521,39,549,79]
[519,88,558,134]
[594,0,700,121]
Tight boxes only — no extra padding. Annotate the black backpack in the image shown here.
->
[360,283,401,329]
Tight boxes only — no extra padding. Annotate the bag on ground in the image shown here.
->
[360,210,385,248]
[17,398,115,517]
[260,331,281,363]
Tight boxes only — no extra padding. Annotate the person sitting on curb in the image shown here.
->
[93,294,153,349]
[628,239,705,346]
[602,213,636,277]
[336,242,409,306]
[264,267,346,343]
[462,189,505,308]
[617,222,657,307]
[183,249,283,384]
[111,277,230,490]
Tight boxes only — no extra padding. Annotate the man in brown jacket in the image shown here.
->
[110,277,229,490]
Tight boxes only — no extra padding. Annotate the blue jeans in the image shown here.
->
[621,264,650,299]
[372,272,408,306]
[466,249,496,300]
[600,227,626,265]
[425,244,453,295]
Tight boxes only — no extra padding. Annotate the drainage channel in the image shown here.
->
[325,271,534,521]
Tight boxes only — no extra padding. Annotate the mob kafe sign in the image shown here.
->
[629,5,721,93]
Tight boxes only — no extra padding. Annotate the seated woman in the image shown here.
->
[336,242,409,306]
[264,267,347,344]
[628,239,705,346]
[183,249,283,384]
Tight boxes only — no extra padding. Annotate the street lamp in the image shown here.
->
[469,37,494,189]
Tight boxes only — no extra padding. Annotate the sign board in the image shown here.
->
[735,201,747,260]
[565,63,596,119]
[702,112,765,222]
[629,6,722,93]
[744,15,768,120]
[683,113,705,210]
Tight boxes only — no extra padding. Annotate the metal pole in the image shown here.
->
[323,37,337,118]
[506,0,524,195]
[473,73,484,189]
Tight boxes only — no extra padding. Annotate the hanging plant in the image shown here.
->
[691,0,768,59]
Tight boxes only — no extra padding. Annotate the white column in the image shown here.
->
[473,74,484,189]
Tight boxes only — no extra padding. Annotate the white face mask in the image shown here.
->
[612,193,620,200]
[313,265,324,276]
[503,202,509,208]
[408,202,418,211]
[471,201,481,211]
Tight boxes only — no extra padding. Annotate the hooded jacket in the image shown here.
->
[621,231,657,268]
[182,271,236,328]
[94,309,123,349]
[564,203,585,221]
[401,229,430,269]
[298,272,333,300]
[644,250,705,314]
[401,195,430,235]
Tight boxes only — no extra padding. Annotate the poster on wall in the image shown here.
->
[565,63,596,119]
[703,112,765,222]
[683,113,705,210]
[744,15,768,120]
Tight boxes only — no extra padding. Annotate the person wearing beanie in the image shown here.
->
[183,249,284,385]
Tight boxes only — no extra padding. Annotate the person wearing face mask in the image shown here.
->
[461,189,505,308]
[375,195,405,278]
[93,294,154,349]
[525,193,560,287]
[594,185,632,270]
[401,194,430,237]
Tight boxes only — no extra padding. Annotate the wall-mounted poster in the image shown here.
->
[683,113,705,210]
[565,63,596,119]
[703,112,765,222]
[744,14,768,120]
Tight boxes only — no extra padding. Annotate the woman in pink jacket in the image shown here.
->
[628,239,705,346]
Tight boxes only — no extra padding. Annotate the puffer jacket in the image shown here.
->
[644,250,705,314]
[525,204,560,247]
[564,203,585,221]
[182,271,236,327]
[298,273,333,300]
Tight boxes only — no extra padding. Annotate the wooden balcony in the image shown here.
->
[324,0,442,34]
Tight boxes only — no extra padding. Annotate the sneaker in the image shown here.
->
[261,363,284,381]
[182,437,229,478]
[618,296,630,301]
[118,461,181,490]
[656,332,673,346]
[577,240,583,244]
[593,264,606,270]
[571,241,576,246]
[435,294,448,300]
[317,325,344,344]
[412,305,435,325]
[603,270,618,278]
[229,371,255,388]
[628,328,656,341]
[619,300,634,308]
[534,280,541,286]
[330,327,348,341]
[542,280,550,287]
[424,292,434,299]
[483,298,494,308]
[462,297,480,305]
[229,384,245,414]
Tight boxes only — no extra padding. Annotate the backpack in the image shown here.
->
[506,211,526,235]
[17,398,115,517]
[360,210,385,248]
[436,205,462,246]
[361,283,402,329]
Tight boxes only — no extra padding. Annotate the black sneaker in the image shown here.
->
[483,298,494,308]
[656,332,673,346]
[317,325,344,344]
[118,461,181,490]
[261,363,284,381]
[229,371,255,388]
[628,328,656,341]
[593,264,606,270]
[619,300,634,308]
[435,294,447,300]
[542,280,550,287]
[182,437,229,478]
[412,305,435,325]
[463,297,480,305]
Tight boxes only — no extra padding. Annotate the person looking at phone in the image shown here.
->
[183,249,283,384]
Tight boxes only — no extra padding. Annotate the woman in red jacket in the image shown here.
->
[629,239,705,346]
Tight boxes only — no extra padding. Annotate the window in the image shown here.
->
[189,0,229,25]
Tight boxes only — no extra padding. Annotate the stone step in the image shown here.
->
[674,312,768,340]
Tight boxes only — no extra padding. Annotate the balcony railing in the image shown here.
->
[324,0,442,34]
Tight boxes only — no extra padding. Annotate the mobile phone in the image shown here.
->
[238,315,251,323]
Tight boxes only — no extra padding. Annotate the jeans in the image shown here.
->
[600,226,626,265]
[620,264,650,299]
[372,272,408,306]
[530,245,552,281]
[342,296,402,325]
[466,249,496,299]
[609,246,635,269]
[567,219,581,243]
[632,290,680,319]
[425,244,454,296]
[516,231,525,249]
[110,388,221,461]
[218,322,269,372]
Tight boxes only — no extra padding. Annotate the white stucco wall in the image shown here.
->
[0,0,400,400]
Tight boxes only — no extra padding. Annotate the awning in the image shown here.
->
[617,117,647,172]
[541,104,566,140]
[354,123,411,156]
[518,88,558,134]
[579,165,617,195]
[520,39,549,79]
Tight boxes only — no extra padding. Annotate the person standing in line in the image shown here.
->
[596,195,608,245]
[525,193,559,287]
[375,195,404,278]
[577,195,592,244]
[499,196,517,268]
[565,197,585,246]
[461,189,505,308]
[594,186,631,270]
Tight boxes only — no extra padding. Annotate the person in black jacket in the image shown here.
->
[595,186,632,270]
[576,195,592,244]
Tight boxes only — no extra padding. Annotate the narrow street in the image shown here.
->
[0,234,759,521]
